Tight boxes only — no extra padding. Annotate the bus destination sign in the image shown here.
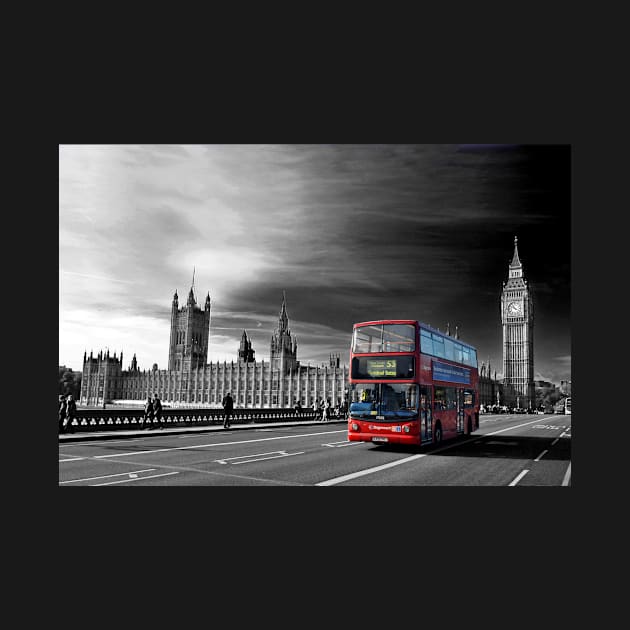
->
[367,358,398,377]
[351,355,414,379]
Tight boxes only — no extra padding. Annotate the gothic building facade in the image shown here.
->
[500,236,535,409]
[80,289,349,409]
[478,359,504,408]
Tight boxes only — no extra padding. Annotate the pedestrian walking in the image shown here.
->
[142,396,154,429]
[58,394,67,434]
[322,398,331,422]
[153,393,163,429]
[222,392,234,429]
[294,400,302,416]
[65,394,77,434]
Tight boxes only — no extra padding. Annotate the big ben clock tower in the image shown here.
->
[501,236,535,409]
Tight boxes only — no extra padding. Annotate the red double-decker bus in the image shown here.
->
[347,320,480,446]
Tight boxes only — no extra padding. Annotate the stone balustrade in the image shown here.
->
[63,407,338,432]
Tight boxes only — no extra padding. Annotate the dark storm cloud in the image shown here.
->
[60,144,570,384]
[222,144,570,381]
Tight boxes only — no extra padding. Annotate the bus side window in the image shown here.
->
[434,386,447,411]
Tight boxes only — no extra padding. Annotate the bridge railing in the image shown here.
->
[63,407,341,433]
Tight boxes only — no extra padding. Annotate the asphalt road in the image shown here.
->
[58,414,571,486]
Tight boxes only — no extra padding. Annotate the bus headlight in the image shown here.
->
[351,422,359,431]
[403,425,410,433]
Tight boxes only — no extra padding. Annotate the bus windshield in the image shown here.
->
[349,383,419,420]
[352,324,415,353]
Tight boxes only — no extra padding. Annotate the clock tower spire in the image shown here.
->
[500,236,535,410]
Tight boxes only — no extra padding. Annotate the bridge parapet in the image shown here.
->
[64,407,332,432]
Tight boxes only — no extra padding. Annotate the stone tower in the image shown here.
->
[270,291,298,373]
[167,273,211,372]
[500,236,535,409]
[238,330,256,363]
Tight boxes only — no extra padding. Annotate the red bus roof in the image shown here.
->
[352,319,477,351]
[353,319,417,327]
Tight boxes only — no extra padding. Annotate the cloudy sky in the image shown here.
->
[59,144,571,384]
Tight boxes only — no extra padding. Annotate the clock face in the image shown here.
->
[507,301,522,316]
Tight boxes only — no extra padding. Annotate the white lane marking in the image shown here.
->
[534,449,548,462]
[92,430,345,459]
[551,438,559,446]
[485,441,519,446]
[323,440,361,448]
[60,469,156,484]
[509,470,529,486]
[215,450,287,464]
[224,451,305,465]
[486,417,556,436]
[316,453,427,486]
[59,457,86,463]
[92,471,180,485]
[562,462,571,486]
[319,434,482,485]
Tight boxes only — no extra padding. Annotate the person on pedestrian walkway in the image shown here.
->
[58,394,67,434]
[322,398,331,422]
[294,400,302,417]
[142,396,154,429]
[222,392,234,429]
[65,394,77,433]
[153,393,163,429]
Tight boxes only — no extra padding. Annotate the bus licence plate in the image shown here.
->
[372,436,388,443]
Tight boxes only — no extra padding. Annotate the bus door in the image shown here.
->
[420,385,432,443]
[456,389,465,434]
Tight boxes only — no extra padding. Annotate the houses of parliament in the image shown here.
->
[80,290,349,409]
[79,237,536,410]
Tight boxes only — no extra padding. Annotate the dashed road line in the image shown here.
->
[316,453,428,486]
[534,449,548,462]
[509,470,529,486]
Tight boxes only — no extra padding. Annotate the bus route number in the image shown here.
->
[367,358,397,377]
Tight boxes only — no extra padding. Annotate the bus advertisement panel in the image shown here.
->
[347,320,480,446]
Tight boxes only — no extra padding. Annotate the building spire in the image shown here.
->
[510,235,521,268]
[505,235,526,287]
[279,290,289,333]
[188,267,196,305]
